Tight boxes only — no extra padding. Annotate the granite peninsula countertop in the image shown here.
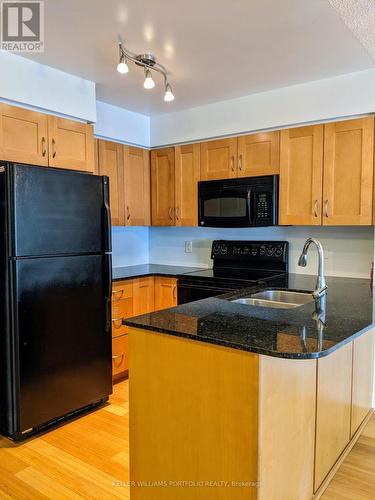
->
[112,264,205,281]
[124,274,374,359]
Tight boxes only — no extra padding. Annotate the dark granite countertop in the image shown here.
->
[112,264,206,281]
[124,274,374,359]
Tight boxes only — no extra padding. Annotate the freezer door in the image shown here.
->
[13,254,112,435]
[8,163,111,257]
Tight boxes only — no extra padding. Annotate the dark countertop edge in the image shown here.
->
[112,265,206,281]
[124,319,374,360]
[113,271,175,281]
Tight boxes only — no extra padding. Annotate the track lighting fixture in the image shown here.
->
[116,39,175,102]
[143,68,155,89]
[164,82,174,102]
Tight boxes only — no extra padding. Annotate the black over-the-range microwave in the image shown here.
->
[198,175,278,228]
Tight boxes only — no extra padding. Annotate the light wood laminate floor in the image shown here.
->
[0,379,374,499]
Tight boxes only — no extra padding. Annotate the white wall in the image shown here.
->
[94,101,150,148]
[112,227,149,268]
[150,69,375,146]
[149,226,374,279]
[0,52,96,122]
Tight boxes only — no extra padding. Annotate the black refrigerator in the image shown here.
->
[0,162,112,441]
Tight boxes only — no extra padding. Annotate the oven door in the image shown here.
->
[177,281,235,305]
[198,184,252,228]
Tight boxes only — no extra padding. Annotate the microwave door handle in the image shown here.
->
[247,188,253,224]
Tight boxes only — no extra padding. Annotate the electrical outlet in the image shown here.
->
[185,241,193,253]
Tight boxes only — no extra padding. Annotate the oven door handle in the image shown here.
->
[247,188,253,225]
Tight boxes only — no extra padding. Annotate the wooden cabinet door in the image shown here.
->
[47,116,95,172]
[98,140,125,226]
[0,104,48,165]
[133,277,155,315]
[124,146,150,226]
[112,334,129,379]
[237,131,279,177]
[175,144,200,226]
[112,280,133,337]
[154,277,177,311]
[200,138,237,180]
[314,343,352,491]
[151,148,175,226]
[323,117,374,225]
[279,125,324,225]
[351,329,374,437]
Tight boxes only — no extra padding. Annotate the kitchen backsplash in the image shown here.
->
[148,226,374,279]
[112,226,149,267]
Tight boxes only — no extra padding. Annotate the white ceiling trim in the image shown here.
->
[328,0,375,59]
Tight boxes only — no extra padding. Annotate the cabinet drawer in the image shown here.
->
[112,280,133,301]
[112,334,129,377]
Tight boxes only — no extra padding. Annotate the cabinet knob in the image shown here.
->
[175,207,180,220]
[127,206,131,222]
[169,207,174,221]
[52,138,56,158]
[238,154,243,171]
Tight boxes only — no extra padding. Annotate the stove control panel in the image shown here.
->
[211,240,288,263]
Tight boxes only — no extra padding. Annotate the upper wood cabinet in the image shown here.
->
[124,146,151,226]
[323,117,374,225]
[175,144,200,226]
[237,131,280,177]
[0,104,95,172]
[0,104,49,165]
[98,140,125,226]
[279,125,324,225]
[48,116,95,172]
[200,138,237,180]
[151,147,175,226]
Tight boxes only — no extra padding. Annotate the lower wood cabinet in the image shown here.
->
[111,276,177,381]
[351,329,375,437]
[133,277,155,315]
[154,277,178,311]
[314,343,353,491]
[112,334,129,379]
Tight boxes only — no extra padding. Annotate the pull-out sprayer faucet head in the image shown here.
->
[298,253,308,267]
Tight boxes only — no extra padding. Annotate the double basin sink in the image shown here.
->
[231,290,314,309]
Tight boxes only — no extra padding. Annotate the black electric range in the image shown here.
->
[177,240,289,304]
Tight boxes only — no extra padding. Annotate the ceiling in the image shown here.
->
[23,0,375,116]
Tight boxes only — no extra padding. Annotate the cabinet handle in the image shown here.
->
[112,317,124,329]
[112,289,124,300]
[112,353,124,363]
[175,207,179,220]
[313,200,319,218]
[169,207,174,221]
[230,156,235,172]
[238,154,243,171]
[324,200,329,218]
[126,206,131,221]
[41,137,47,157]
[173,285,177,301]
[52,138,56,158]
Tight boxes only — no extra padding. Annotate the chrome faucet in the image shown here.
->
[298,238,327,300]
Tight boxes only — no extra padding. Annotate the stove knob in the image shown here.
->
[260,245,266,256]
[275,246,283,257]
[220,244,228,255]
[266,246,274,256]
[213,245,220,255]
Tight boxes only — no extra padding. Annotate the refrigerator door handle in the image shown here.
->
[102,176,112,253]
[104,253,112,333]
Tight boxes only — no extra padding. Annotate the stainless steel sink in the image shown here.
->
[231,290,314,309]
